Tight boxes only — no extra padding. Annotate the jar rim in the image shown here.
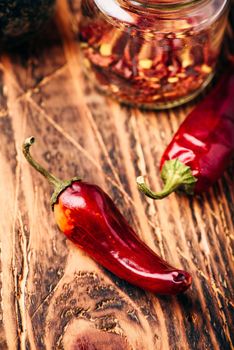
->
[93,0,229,30]
[121,0,206,11]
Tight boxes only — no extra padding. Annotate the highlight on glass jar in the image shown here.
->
[79,0,230,109]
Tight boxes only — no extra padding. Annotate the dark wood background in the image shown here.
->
[0,0,233,349]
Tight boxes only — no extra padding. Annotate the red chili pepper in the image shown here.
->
[137,66,234,199]
[22,137,192,295]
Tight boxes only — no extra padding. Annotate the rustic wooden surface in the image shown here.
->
[0,1,233,349]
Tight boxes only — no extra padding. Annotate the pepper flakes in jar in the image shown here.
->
[80,0,230,109]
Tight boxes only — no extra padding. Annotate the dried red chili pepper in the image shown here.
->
[22,137,192,295]
[137,66,234,199]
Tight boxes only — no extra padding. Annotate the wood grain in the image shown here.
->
[0,1,233,349]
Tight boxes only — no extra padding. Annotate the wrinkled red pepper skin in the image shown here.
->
[54,181,192,295]
[161,67,234,193]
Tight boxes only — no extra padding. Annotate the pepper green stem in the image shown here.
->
[137,159,197,200]
[23,137,62,187]
[22,137,81,207]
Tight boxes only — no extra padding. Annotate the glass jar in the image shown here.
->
[79,0,229,109]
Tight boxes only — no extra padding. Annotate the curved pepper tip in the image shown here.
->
[172,270,192,294]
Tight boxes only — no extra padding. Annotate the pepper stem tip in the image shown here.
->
[25,136,35,146]
[136,176,145,185]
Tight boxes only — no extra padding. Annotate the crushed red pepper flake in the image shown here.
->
[79,4,227,108]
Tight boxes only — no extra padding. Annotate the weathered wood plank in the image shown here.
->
[0,0,233,349]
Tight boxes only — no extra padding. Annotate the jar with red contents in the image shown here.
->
[79,0,229,109]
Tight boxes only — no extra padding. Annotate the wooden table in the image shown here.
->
[0,1,233,349]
